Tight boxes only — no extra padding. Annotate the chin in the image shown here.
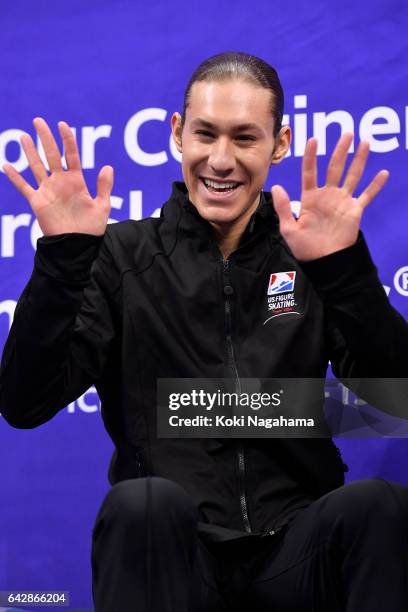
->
[193,201,240,226]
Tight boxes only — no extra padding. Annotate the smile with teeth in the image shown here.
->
[202,178,241,193]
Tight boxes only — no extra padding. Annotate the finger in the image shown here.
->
[58,121,82,171]
[20,133,48,186]
[302,138,318,191]
[326,132,354,186]
[342,140,369,194]
[33,117,63,172]
[357,170,390,208]
[96,165,114,203]
[271,185,296,232]
[3,163,36,202]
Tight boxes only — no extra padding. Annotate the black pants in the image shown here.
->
[91,476,408,611]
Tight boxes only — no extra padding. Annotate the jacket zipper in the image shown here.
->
[222,258,252,534]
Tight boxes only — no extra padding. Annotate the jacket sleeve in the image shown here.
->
[0,231,118,428]
[300,232,408,418]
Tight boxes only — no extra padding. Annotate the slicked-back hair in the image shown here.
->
[181,51,284,137]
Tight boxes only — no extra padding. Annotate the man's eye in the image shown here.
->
[236,135,256,141]
[195,130,213,138]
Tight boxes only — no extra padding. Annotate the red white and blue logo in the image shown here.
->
[267,271,296,295]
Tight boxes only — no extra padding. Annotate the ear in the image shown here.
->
[271,126,292,165]
[171,112,183,153]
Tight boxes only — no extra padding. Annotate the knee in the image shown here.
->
[94,477,198,531]
[322,478,408,531]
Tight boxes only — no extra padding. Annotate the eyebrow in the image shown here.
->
[190,118,262,133]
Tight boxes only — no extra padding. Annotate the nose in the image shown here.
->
[207,136,235,175]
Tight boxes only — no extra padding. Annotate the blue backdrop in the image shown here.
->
[1,1,407,609]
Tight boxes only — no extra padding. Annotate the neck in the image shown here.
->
[213,231,240,260]
[210,193,262,260]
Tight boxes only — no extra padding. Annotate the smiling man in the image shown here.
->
[1,52,408,612]
[171,79,290,257]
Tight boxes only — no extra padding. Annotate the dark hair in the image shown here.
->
[181,51,284,137]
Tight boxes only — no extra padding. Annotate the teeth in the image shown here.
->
[203,179,239,190]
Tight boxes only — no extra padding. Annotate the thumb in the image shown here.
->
[271,185,295,231]
[97,165,114,201]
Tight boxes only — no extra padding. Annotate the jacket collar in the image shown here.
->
[159,181,280,257]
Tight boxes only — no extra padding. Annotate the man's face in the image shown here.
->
[171,79,286,230]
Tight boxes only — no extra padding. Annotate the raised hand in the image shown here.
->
[2,117,113,237]
[271,133,389,261]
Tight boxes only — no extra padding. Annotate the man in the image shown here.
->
[1,52,408,611]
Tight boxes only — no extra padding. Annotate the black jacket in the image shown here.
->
[1,181,407,543]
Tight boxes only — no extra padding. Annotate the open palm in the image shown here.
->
[3,117,113,237]
[272,133,389,261]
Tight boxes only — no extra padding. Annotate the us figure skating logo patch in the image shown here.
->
[264,271,301,325]
[267,271,296,295]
